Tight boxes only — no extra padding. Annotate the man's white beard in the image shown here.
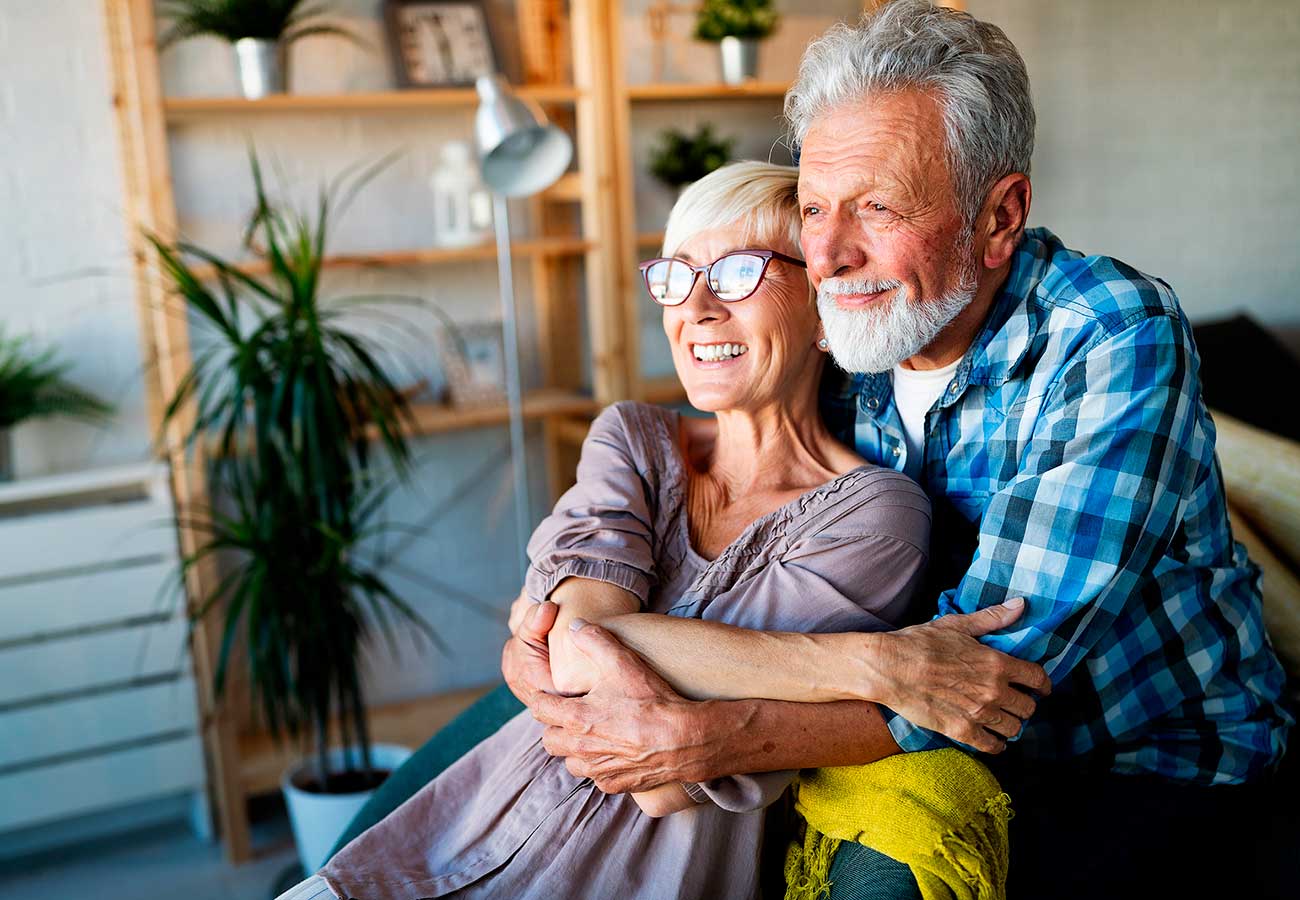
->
[817,253,979,375]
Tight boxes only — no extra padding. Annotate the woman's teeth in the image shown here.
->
[692,342,748,362]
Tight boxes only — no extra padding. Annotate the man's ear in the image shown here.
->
[979,173,1032,270]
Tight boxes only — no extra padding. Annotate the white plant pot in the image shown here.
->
[719,36,759,85]
[281,743,412,874]
[233,37,286,99]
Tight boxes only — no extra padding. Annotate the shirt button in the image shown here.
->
[948,382,959,395]
[892,446,901,456]
[866,397,879,409]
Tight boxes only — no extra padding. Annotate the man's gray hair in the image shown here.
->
[785,0,1035,225]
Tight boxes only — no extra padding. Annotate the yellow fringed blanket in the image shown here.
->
[784,749,1012,900]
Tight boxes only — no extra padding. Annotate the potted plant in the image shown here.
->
[0,330,114,481]
[152,152,440,873]
[648,124,736,194]
[158,0,360,99]
[694,0,779,85]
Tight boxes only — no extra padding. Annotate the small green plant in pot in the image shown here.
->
[0,330,114,481]
[648,124,736,192]
[158,0,360,99]
[694,0,779,85]
[152,151,440,873]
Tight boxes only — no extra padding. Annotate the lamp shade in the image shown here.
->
[474,75,573,197]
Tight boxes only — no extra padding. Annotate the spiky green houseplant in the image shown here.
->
[693,0,779,41]
[0,331,114,479]
[0,331,114,430]
[151,154,437,793]
[158,0,356,47]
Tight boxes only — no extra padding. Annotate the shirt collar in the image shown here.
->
[964,228,1058,388]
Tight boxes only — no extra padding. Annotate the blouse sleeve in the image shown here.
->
[523,404,657,608]
[680,470,932,813]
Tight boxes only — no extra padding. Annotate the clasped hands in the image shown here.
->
[502,592,1050,794]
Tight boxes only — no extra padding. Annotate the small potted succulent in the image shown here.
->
[648,124,736,194]
[0,330,114,481]
[159,0,360,99]
[694,0,780,85]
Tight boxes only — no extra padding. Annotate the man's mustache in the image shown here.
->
[818,277,904,298]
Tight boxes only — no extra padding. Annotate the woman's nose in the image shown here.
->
[677,277,730,325]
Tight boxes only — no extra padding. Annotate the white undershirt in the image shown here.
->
[891,357,962,480]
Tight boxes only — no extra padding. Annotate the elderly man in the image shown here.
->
[509,2,1291,895]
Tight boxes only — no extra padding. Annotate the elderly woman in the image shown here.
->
[285,161,931,900]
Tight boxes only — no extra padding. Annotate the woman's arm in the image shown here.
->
[543,577,855,702]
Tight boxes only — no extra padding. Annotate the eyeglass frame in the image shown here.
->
[637,248,808,306]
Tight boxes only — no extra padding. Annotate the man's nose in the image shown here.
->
[805,215,869,283]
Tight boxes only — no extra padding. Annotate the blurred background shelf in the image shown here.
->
[163,85,581,118]
[626,81,790,102]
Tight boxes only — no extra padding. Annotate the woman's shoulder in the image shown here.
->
[583,401,682,475]
[795,465,931,548]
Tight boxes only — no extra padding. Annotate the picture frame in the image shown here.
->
[433,321,507,408]
[384,0,499,88]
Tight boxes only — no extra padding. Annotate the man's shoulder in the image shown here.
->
[1020,227,1182,340]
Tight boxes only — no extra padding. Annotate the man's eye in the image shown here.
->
[870,203,888,213]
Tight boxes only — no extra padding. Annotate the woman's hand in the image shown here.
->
[501,600,560,705]
[853,599,1052,754]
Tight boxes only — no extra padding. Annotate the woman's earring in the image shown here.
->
[817,338,829,351]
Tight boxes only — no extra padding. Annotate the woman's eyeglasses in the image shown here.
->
[638,249,807,306]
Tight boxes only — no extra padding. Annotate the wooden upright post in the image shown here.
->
[102,0,253,864]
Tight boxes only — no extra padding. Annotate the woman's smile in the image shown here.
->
[689,341,750,367]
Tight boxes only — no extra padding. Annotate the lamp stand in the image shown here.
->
[492,194,532,581]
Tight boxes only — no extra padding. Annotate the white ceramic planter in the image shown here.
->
[719,36,759,85]
[281,743,413,874]
[233,38,286,99]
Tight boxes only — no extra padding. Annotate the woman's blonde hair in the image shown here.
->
[661,161,802,259]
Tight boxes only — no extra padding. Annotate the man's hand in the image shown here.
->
[861,598,1052,753]
[529,621,713,794]
[501,599,560,705]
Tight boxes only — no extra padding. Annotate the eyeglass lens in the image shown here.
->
[645,254,767,304]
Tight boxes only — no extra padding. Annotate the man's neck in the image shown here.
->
[900,260,1012,371]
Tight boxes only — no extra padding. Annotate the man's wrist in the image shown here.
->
[808,631,894,707]
[673,698,759,783]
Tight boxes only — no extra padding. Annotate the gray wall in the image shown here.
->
[971,0,1300,351]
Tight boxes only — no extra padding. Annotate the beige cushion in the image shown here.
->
[1212,410,1300,568]
[1229,506,1300,696]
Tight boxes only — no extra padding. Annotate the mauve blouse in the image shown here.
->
[318,401,931,900]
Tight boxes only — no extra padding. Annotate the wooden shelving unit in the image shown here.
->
[102,0,631,864]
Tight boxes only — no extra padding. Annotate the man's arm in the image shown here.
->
[507,596,1044,794]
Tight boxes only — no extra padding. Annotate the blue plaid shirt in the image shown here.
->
[820,228,1292,784]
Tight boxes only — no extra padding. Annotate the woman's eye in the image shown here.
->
[802,205,822,219]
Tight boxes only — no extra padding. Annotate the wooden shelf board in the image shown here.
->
[626,82,790,102]
[637,231,666,248]
[188,236,592,281]
[389,389,601,439]
[238,684,496,797]
[165,86,581,118]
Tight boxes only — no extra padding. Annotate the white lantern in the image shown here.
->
[430,141,493,248]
